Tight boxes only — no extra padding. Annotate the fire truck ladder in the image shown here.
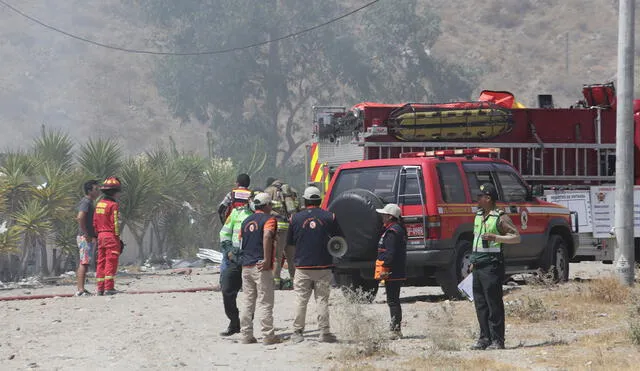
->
[363,141,617,184]
[396,165,428,248]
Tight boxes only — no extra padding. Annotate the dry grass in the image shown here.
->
[333,288,394,359]
[523,268,558,287]
[530,330,640,370]
[505,296,553,323]
[424,301,464,351]
[584,276,631,304]
[404,351,523,371]
[627,293,640,345]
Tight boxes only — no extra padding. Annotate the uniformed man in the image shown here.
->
[264,177,299,289]
[218,199,254,337]
[469,183,521,350]
[374,203,407,340]
[217,173,252,224]
[93,177,123,296]
[239,192,282,345]
[288,186,340,344]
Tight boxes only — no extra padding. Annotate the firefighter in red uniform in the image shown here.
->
[93,177,123,296]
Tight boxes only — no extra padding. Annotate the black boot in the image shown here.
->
[470,338,491,350]
[220,322,240,337]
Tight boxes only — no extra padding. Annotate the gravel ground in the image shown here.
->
[0,262,627,371]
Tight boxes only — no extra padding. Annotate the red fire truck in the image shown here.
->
[307,82,640,264]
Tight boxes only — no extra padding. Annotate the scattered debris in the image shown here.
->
[172,259,205,269]
[171,268,193,276]
[196,249,223,264]
[59,271,76,278]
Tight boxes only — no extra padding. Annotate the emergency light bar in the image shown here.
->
[399,148,500,158]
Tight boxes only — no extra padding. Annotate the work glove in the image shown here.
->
[374,259,391,280]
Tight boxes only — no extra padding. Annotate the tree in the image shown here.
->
[135,0,477,176]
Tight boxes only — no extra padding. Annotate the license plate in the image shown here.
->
[405,223,424,237]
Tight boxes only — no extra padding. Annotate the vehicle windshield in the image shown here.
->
[328,166,401,204]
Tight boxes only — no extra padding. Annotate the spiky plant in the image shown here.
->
[77,138,123,180]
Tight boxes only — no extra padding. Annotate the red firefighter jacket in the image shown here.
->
[93,197,120,236]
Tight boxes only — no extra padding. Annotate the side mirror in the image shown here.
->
[529,184,544,198]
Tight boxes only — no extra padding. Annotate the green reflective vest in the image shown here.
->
[220,206,253,250]
[469,209,503,265]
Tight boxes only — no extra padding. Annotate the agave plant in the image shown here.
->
[12,199,51,276]
[77,138,123,180]
[51,218,79,275]
[32,126,74,171]
[0,224,20,255]
[0,151,38,216]
[119,157,159,263]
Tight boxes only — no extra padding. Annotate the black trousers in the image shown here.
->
[220,261,242,329]
[472,261,505,344]
[385,280,403,331]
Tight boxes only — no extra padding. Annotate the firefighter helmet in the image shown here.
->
[101,176,122,191]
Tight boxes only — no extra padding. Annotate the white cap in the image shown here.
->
[252,192,272,207]
[303,186,322,200]
[376,203,401,219]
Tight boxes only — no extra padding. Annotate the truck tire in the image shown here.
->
[436,239,472,300]
[544,234,570,282]
[334,271,379,303]
[327,189,384,261]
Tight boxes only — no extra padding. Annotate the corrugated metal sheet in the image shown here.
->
[318,136,363,168]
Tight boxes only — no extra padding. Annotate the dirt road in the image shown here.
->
[1,262,637,371]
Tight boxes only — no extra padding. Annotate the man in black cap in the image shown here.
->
[469,183,520,350]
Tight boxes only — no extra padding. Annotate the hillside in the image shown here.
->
[431,0,638,107]
[0,0,636,157]
[0,0,208,154]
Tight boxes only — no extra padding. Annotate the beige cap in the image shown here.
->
[252,192,272,207]
[376,203,402,219]
[303,186,322,200]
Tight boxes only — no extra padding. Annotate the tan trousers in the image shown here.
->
[293,269,332,335]
[240,266,275,338]
[274,230,295,280]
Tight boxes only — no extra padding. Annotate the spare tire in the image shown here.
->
[327,188,384,261]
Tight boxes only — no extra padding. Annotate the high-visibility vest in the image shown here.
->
[472,209,503,254]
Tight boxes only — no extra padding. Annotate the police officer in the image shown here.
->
[469,183,521,350]
[218,197,254,337]
[374,203,407,340]
[239,192,281,345]
[288,186,340,344]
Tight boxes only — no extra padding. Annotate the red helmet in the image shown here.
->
[101,176,122,191]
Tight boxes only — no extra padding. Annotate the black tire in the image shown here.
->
[327,189,384,261]
[334,271,379,303]
[436,239,473,299]
[544,234,570,282]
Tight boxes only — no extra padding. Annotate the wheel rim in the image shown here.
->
[556,246,567,279]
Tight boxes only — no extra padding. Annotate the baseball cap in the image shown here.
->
[303,186,322,200]
[478,183,499,200]
[252,192,272,207]
[376,203,402,219]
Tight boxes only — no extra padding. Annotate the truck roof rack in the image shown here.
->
[399,148,500,158]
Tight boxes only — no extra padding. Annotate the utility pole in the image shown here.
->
[565,32,569,74]
[614,0,635,285]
